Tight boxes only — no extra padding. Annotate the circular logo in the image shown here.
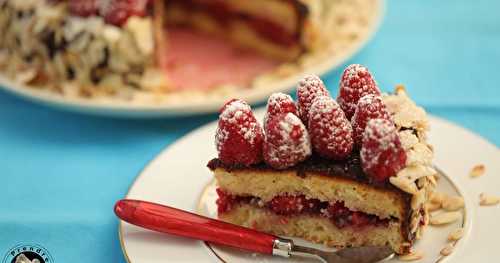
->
[2,244,54,263]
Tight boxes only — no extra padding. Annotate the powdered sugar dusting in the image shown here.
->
[215,99,264,165]
[361,119,401,170]
[216,99,261,145]
[263,112,311,169]
[351,94,391,145]
[337,64,380,119]
[308,96,354,159]
[278,113,311,158]
[297,74,330,122]
[264,92,296,128]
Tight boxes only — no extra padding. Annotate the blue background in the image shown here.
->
[0,1,499,262]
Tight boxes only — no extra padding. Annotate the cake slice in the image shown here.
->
[208,66,436,254]
[0,0,326,95]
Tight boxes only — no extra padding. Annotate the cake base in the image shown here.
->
[220,204,410,254]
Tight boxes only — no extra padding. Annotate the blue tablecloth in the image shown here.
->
[1,1,499,262]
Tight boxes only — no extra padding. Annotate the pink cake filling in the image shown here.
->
[161,27,281,91]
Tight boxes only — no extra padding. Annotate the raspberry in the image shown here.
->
[296,74,330,124]
[337,64,381,119]
[68,0,98,17]
[350,212,371,227]
[215,99,264,166]
[263,93,297,129]
[268,195,321,215]
[216,188,236,213]
[100,0,150,26]
[263,113,311,169]
[360,119,407,182]
[351,94,392,146]
[308,96,354,160]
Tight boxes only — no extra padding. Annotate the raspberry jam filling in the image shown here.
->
[216,189,390,229]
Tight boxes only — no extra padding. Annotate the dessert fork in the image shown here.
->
[115,199,394,263]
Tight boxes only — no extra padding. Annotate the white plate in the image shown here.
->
[0,1,384,118]
[119,110,500,262]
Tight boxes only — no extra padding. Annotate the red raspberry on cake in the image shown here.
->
[216,99,264,166]
[264,93,297,129]
[263,112,311,169]
[296,74,330,124]
[69,0,98,17]
[360,119,407,182]
[337,64,381,119]
[308,96,354,160]
[268,195,321,215]
[351,94,392,146]
[100,0,150,26]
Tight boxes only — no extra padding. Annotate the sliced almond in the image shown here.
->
[395,84,406,94]
[469,164,485,178]
[428,175,437,186]
[442,195,464,211]
[430,191,445,205]
[411,189,426,210]
[479,193,500,206]
[423,210,430,226]
[426,201,441,212]
[440,243,454,256]
[430,211,461,225]
[390,176,418,194]
[399,250,424,261]
[448,227,464,241]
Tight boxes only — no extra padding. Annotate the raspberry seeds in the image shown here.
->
[360,119,407,182]
[337,64,381,119]
[263,112,311,169]
[215,99,264,166]
[308,96,354,160]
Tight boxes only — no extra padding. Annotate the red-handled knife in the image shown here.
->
[114,199,393,263]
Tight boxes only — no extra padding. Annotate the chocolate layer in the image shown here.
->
[209,153,401,190]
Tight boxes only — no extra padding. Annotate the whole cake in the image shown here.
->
[0,0,379,99]
[208,64,436,254]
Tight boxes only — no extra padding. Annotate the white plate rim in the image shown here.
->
[0,0,384,118]
[117,112,500,263]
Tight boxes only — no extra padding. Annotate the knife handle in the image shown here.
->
[115,199,287,255]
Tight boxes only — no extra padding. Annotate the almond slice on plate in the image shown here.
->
[426,201,441,212]
[399,250,424,261]
[479,193,500,206]
[469,164,485,178]
[440,243,454,256]
[448,227,464,241]
[430,211,461,225]
[441,195,464,211]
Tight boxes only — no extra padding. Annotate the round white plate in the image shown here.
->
[0,1,383,118]
[119,110,500,262]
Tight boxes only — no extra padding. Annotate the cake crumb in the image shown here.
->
[399,250,424,261]
[469,164,485,178]
[448,227,464,241]
[479,193,500,206]
[440,243,454,256]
